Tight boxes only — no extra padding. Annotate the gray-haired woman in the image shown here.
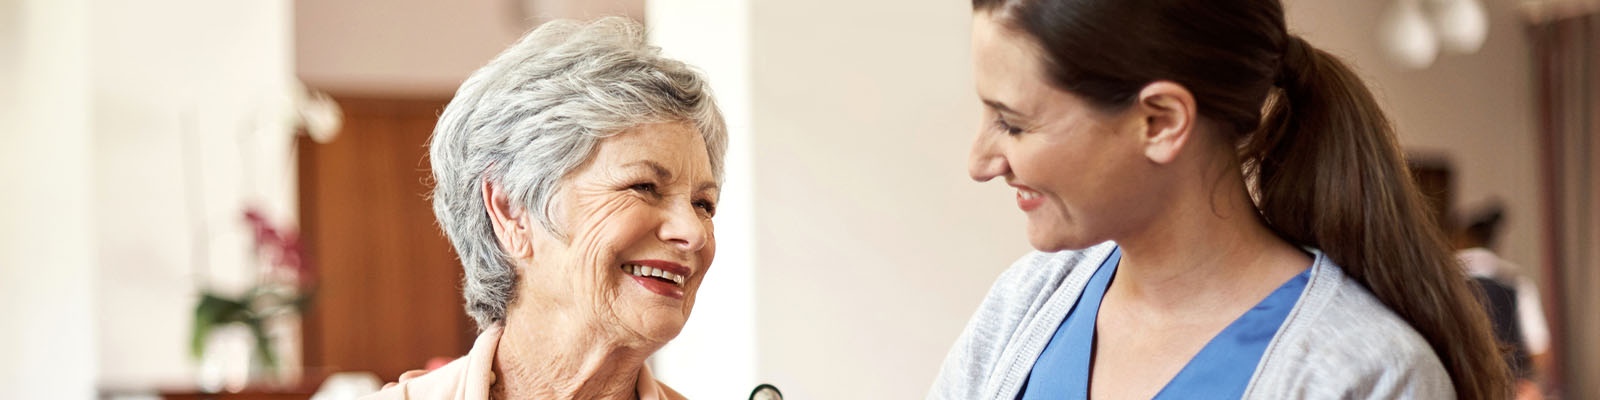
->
[364,17,726,400]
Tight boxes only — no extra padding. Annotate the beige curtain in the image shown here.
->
[1528,7,1599,398]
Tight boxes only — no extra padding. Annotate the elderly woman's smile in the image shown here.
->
[622,261,690,292]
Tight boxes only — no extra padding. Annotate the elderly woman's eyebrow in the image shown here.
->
[623,160,718,194]
[623,160,674,180]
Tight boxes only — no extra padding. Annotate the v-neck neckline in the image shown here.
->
[1018,247,1313,400]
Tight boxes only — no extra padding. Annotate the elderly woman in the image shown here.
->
[365,17,726,400]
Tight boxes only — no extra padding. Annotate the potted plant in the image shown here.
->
[190,208,314,390]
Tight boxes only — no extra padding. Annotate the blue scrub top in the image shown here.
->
[1018,247,1311,400]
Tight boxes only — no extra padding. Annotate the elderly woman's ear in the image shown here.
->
[482,179,535,259]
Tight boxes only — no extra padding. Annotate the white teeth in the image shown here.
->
[622,264,686,286]
[1019,190,1040,200]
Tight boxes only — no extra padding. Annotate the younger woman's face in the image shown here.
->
[968,12,1166,251]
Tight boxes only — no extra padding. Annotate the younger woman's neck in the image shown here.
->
[491,307,653,400]
[1111,165,1310,312]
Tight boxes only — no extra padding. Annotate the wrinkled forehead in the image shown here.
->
[586,122,718,187]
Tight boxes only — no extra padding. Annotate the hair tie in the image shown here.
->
[1276,35,1310,88]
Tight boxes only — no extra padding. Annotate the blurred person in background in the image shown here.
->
[932,0,1512,399]
[1455,201,1551,399]
[365,17,726,400]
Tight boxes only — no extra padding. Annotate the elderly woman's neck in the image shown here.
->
[492,317,655,400]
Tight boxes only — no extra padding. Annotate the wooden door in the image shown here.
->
[297,96,476,381]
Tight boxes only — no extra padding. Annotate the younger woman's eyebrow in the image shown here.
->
[983,99,1029,119]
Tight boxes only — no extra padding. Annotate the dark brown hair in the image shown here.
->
[972,0,1513,397]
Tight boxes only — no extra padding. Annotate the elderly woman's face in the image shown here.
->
[520,122,717,344]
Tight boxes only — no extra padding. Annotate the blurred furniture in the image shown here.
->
[297,96,476,381]
[158,387,318,400]
[100,378,321,400]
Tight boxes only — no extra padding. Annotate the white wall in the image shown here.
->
[0,0,98,397]
[295,0,522,96]
[295,0,648,97]
[745,0,1030,397]
[1,0,297,392]
[646,0,759,399]
[88,0,297,388]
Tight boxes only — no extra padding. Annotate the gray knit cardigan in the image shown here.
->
[929,242,1455,399]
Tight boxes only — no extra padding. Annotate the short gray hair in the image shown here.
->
[428,17,728,329]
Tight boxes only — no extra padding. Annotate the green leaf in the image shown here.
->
[190,293,248,360]
[244,318,278,372]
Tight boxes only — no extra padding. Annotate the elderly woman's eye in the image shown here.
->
[628,182,659,194]
[693,200,716,215]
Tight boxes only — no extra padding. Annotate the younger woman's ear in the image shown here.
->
[482,179,533,259]
[1133,81,1196,165]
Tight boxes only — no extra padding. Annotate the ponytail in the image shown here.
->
[1244,35,1513,399]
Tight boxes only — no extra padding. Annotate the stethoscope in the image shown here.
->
[749,383,783,400]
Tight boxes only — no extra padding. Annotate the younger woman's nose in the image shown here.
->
[969,136,1010,182]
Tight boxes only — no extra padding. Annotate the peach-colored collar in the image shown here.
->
[363,322,666,400]
[635,357,663,400]
[459,323,501,399]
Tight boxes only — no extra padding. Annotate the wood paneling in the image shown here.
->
[297,96,475,381]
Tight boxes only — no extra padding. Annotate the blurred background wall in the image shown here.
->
[295,0,521,96]
[1288,0,1543,285]
[738,0,1028,398]
[2,0,298,393]
[89,0,297,390]
[1,0,96,397]
[645,0,758,398]
[1,0,1593,398]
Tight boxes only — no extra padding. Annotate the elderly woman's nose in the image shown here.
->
[969,135,1010,182]
[658,203,709,252]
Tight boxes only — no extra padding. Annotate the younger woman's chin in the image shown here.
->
[1026,228,1100,253]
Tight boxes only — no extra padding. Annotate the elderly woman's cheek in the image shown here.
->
[568,194,646,255]
[570,191,641,231]
[701,222,716,270]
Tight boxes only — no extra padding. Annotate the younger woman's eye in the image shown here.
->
[995,117,1024,135]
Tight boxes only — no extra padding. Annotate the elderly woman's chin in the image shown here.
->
[608,260,704,342]
[614,276,701,343]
